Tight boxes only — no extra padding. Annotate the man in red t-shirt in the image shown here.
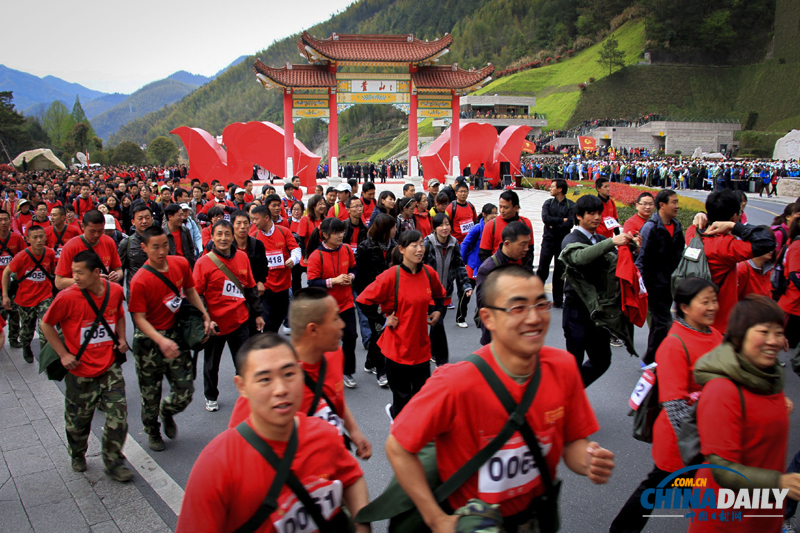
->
[251,205,300,332]
[2,224,55,362]
[360,182,376,224]
[41,250,132,482]
[327,183,352,221]
[386,265,614,529]
[445,181,478,244]
[177,333,369,533]
[479,189,534,269]
[595,177,620,240]
[199,184,234,218]
[44,189,63,213]
[55,210,123,290]
[228,288,372,458]
[129,226,213,451]
[243,180,255,203]
[0,210,28,348]
[23,202,51,236]
[73,184,97,220]
[291,176,304,201]
[193,219,264,412]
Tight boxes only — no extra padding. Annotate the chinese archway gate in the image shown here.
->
[254,32,494,186]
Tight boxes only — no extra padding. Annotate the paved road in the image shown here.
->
[50,186,800,531]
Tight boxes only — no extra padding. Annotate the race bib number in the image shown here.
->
[273,478,343,533]
[637,273,647,295]
[26,270,47,283]
[603,217,620,230]
[313,403,344,435]
[0,254,11,266]
[223,213,231,221]
[164,294,182,314]
[683,247,701,261]
[478,433,552,503]
[221,280,244,299]
[350,244,357,255]
[629,369,656,410]
[54,247,62,259]
[460,221,475,233]
[80,322,115,346]
[266,251,285,270]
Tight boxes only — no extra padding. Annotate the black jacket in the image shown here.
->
[163,223,197,269]
[119,231,148,294]
[560,229,610,303]
[344,218,368,250]
[635,213,684,296]
[354,237,395,294]
[422,234,471,299]
[541,196,575,241]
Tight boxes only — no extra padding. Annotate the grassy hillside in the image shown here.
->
[568,60,800,131]
[475,20,646,129]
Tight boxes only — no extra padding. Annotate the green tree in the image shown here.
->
[68,123,91,154]
[42,100,74,149]
[112,141,146,165]
[24,116,50,148]
[147,135,180,165]
[71,96,90,126]
[597,36,626,76]
[0,91,32,161]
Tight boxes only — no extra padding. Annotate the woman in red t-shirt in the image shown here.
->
[413,192,432,238]
[689,296,792,533]
[356,229,446,420]
[778,218,800,349]
[611,278,723,532]
[297,195,326,268]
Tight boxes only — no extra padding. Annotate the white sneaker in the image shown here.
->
[456,321,468,328]
[447,303,455,309]
[363,365,377,375]
[343,374,356,388]
[205,398,219,412]
[610,337,624,347]
[385,403,393,422]
[377,374,389,387]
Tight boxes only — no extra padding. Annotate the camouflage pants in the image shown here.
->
[64,363,128,470]
[17,298,52,350]
[1,303,20,341]
[132,327,194,436]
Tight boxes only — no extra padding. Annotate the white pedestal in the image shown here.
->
[451,156,461,178]
[406,156,422,188]
[330,157,339,178]
[285,157,294,182]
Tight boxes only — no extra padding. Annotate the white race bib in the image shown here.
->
[603,217,620,230]
[54,247,62,259]
[478,433,552,503]
[26,270,47,283]
[273,479,343,533]
[683,247,701,261]
[637,273,647,295]
[460,221,475,233]
[221,279,244,299]
[223,213,231,221]
[80,322,115,346]
[266,251,285,270]
[313,403,344,435]
[0,254,11,266]
[629,369,656,410]
[164,294,182,314]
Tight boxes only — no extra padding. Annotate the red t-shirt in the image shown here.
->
[737,261,772,301]
[480,216,534,256]
[326,202,349,221]
[201,227,212,248]
[252,225,298,293]
[414,212,432,238]
[297,217,322,267]
[177,414,362,533]
[7,248,56,307]
[193,250,255,335]
[685,226,757,332]
[392,344,599,516]
[42,282,125,378]
[664,222,675,237]
[596,196,619,239]
[652,322,723,472]
[306,246,355,312]
[361,197,375,224]
[55,235,122,278]
[0,232,28,289]
[73,197,96,220]
[445,201,477,243]
[229,348,346,433]
[779,240,800,315]
[622,214,648,235]
[688,378,788,533]
[44,200,63,212]
[171,229,184,257]
[128,256,194,331]
[200,198,234,216]
[356,264,446,365]
[243,192,254,203]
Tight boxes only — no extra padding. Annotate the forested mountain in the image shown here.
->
[167,71,212,86]
[83,93,128,119]
[0,64,108,112]
[109,0,778,149]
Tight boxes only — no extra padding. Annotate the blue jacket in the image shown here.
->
[461,218,485,274]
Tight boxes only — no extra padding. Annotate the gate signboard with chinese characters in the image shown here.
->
[254,32,494,185]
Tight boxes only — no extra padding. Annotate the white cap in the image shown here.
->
[336,183,351,192]
[179,203,191,210]
[235,187,246,194]
[103,214,116,230]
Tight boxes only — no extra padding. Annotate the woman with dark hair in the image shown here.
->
[734,190,748,224]
[688,295,795,533]
[305,217,358,388]
[772,202,799,253]
[394,196,417,236]
[105,194,121,220]
[412,192,432,238]
[611,277,723,532]
[778,216,800,349]
[367,190,396,226]
[357,230,445,419]
[297,195,326,263]
[354,213,397,386]
[120,195,133,234]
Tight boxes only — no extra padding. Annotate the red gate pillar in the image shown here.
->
[328,88,339,183]
[283,89,294,181]
[450,91,460,178]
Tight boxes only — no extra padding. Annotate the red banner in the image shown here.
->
[578,136,597,151]
[521,140,537,154]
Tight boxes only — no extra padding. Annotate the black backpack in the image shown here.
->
[772,231,794,298]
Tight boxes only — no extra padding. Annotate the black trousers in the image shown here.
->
[455,288,470,323]
[563,299,611,388]
[203,322,249,401]
[385,359,431,418]
[262,289,290,333]
[787,313,800,351]
[429,307,448,365]
[340,307,358,376]
[536,237,566,305]
[644,292,673,365]
[291,264,304,295]
[610,465,694,533]
[363,314,386,377]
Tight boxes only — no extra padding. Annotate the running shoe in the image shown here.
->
[377,375,389,387]
[205,398,219,412]
[343,374,357,388]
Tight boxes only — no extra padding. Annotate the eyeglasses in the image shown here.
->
[484,301,553,317]
[638,202,655,207]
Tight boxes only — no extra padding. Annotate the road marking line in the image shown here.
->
[123,436,185,516]
[747,205,779,216]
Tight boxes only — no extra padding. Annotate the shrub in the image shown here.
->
[588,76,596,83]
[578,83,587,90]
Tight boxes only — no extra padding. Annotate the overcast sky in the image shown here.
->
[1,0,355,94]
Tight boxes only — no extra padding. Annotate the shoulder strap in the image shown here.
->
[79,236,108,275]
[491,253,500,267]
[142,264,181,297]
[208,252,245,294]
[233,422,299,533]
[75,281,113,361]
[21,249,55,286]
[0,234,10,256]
[670,333,691,366]
[433,353,543,502]
[53,225,67,247]
[394,265,400,313]
[305,356,330,416]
